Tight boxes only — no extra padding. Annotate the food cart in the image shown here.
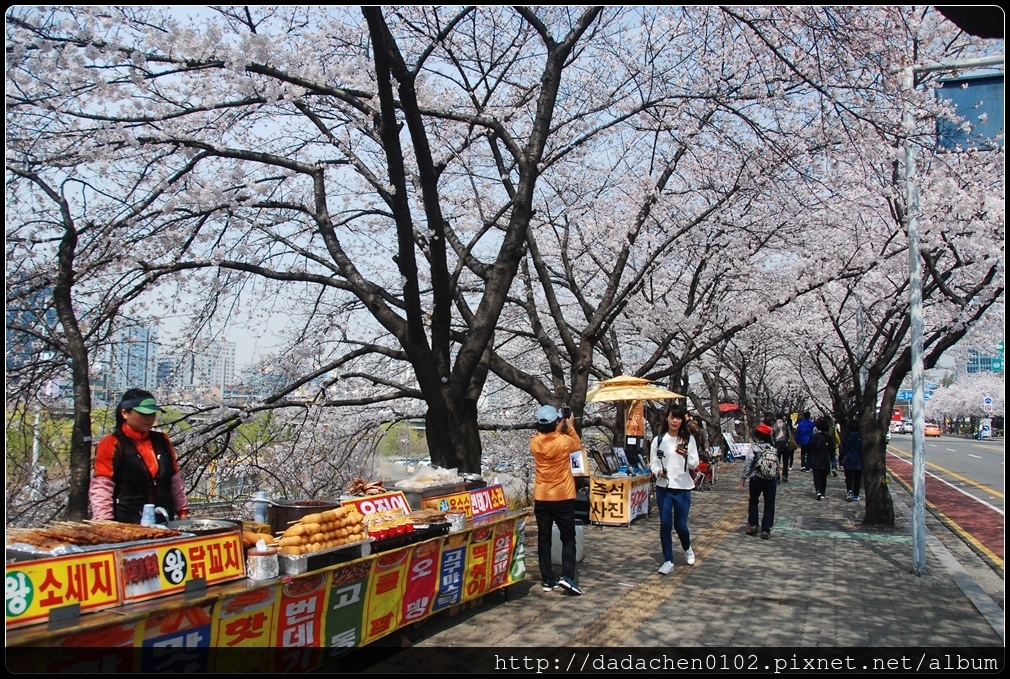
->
[6,483,526,672]
[583,375,685,527]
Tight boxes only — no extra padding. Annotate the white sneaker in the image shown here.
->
[685,548,696,565]
[657,561,674,575]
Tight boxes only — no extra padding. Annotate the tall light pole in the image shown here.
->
[900,54,1003,575]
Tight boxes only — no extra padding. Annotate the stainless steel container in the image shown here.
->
[266,500,340,536]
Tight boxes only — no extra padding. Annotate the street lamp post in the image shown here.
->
[900,54,1004,575]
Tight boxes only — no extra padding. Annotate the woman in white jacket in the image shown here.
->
[649,404,700,574]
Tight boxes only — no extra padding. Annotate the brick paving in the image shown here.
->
[347,461,1003,668]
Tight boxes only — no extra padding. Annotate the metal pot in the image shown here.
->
[166,518,242,535]
[266,499,340,535]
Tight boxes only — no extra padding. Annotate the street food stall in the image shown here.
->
[6,481,526,672]
[583,375,684,527]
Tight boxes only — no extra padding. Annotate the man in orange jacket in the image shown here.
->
[530,404,584,596]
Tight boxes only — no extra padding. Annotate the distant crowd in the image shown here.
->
[528,401,870,596]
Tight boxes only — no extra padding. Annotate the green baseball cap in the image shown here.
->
[121,396,163,414]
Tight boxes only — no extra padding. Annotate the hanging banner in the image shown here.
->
[508,517,527,584]
[462,524,494,602]
[23,620,140,673]
[489,519,516,591]
[211,584,280,657]
[431,535,466,612]
[361,548,409,645]
[401,541,440,624]
[140,603,215,673]
[272,572,330,673]
[274,572,329,648]
[322,558,373,650]
[625,400,646,437]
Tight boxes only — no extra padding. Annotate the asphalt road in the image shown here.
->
[885,433,1004,567]
[887,433,1004,510]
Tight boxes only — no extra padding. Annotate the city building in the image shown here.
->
[107,324,160,393]
[158,339,237,401]
[965,341,1005,375]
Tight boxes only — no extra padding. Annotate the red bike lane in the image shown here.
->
[886,451,1004,564]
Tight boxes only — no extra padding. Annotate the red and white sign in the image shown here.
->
[469,485,508,519]
[341,491,411,517]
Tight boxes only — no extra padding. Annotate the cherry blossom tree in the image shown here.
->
[5,106,212,518]
[925,372,1004,423]
[6,6,1002,526]
[725,6,1004,525]
[5,6,618,480]
[482,6,871,432]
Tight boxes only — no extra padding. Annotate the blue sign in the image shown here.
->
[924,390,934,400]
[897,390,913,401]
[936,74,1004,152]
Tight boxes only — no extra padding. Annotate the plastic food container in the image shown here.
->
[246,547,279,581]
[445,510,466,532]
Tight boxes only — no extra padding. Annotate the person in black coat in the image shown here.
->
[840,418,863,502]
[805,416,835,500]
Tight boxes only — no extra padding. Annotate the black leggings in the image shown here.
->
[845,469,862,496]
[812,469,829,496]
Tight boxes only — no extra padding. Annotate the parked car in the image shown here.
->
[924,422,942,437]
[901,420,914,434]
[890,420,904,434]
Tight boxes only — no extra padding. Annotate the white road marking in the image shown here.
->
[968,454,981,459]
[887,452,1004,515]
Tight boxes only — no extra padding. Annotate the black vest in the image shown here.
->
[111,430,177,524]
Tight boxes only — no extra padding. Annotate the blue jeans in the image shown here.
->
[656,486,691,562]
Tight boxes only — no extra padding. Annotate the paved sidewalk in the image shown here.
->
[346,462,1003,668]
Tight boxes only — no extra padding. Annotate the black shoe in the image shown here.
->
[541,579,558,592]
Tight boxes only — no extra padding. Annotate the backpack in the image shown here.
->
[752,443,780,480]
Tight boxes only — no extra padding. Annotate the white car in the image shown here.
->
[901,421,913,434]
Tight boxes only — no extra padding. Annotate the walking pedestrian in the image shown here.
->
[805,416,835,500]
[530,404,584,595]
[772,413,793,483]
[841,418,863,502]
[649,403,700,574]
[738,422,778,539]
[794,410,815,471]
[826,415,841,477]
